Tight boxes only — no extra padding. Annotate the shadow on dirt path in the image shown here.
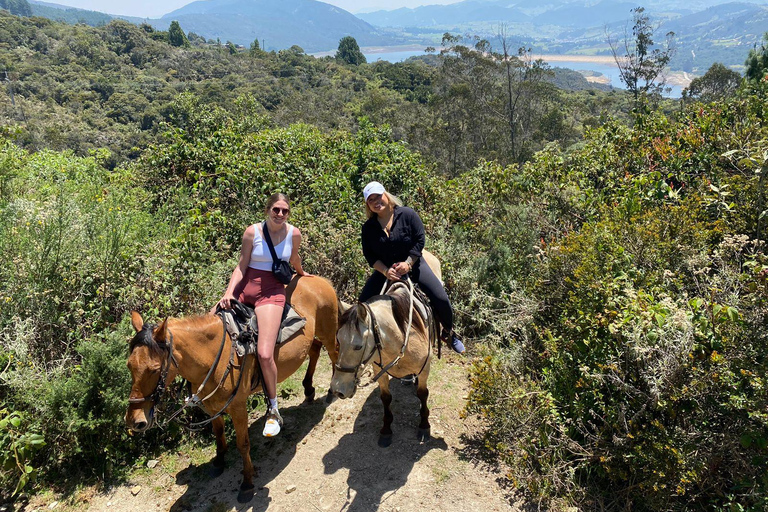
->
[169,395,332,512]
[322,381,448,512]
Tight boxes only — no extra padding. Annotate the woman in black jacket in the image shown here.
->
[359,181,464,354]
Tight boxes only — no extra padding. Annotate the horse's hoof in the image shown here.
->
[237,484,255,503]
[302,391,316,405]
[209,464,225,478]
[378,434,392,448]
[417,428,431,443]
[325,390,337,404]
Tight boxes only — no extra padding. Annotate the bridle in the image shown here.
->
[334,302,382,379]
[127,314,248,431]
[127,324,178,408]
[335,277,433,382]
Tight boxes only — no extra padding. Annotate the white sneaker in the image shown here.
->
[262,408,283,437]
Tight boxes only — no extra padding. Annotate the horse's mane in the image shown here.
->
[128,315,219,354]
[389,288,427,337]
[129,323,165,355]
[340,290,428,339]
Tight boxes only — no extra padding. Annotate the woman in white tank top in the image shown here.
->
[216,193,311,437]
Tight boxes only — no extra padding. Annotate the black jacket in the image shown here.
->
[361,206,425,269]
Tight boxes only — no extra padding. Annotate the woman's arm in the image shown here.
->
[392,208,425,277]
[289,228,312,276]
[217,225,255,310]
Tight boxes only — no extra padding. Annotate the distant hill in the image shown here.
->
[532,0,638,27]
[153,0,398,52]
[359,1,530,27]
[28,1,146,26]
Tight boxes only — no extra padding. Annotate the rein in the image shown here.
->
[336,277,433,383]
[130,314,248,431]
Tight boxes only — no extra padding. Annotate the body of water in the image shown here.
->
[362,49,683,98]
[363,49,428,63]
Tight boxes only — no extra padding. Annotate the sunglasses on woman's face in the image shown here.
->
[271,207,290,215]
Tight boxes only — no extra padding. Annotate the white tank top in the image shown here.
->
[248,222,294,271]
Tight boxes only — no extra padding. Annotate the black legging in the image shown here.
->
[359,262,453,333]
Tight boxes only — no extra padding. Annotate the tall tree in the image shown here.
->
[167,20,190,48]
[745,32,768,82]
[608,7,675,106]
[336,36,366,66]
[684,63,742,102]
[497,24,552,162]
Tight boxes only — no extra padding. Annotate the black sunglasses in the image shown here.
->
[271,207,290,215]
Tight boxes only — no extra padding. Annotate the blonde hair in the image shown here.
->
[365,191,402,219]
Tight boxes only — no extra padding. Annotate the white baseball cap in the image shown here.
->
[363,181,386,201]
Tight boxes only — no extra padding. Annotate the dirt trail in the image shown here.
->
[38,354,521,512]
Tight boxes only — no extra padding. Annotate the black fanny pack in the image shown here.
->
[262,221,294,285]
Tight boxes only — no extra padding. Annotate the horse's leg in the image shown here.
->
[416,373,431,442]
[210,415,227,477]
[301,339,322,404]
[231,403,255,503]
[378,376,394,448]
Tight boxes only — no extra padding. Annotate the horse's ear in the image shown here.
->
[130,311,143,333]
[338,300,352,318]
[356,303,368,322]
[153,318,169,343]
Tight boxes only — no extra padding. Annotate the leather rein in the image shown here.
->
[335,277,433,382]
[128,313,247,430]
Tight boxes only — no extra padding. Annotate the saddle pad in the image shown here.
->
[235,305,307,357]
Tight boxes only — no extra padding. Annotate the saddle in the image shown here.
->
[217,299,307,358]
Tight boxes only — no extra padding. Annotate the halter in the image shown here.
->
[335,277,434,382]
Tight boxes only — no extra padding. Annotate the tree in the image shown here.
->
[745,32,768,82]
[167,20,189,48]
[497,24,552,162]
[0,0,32,16]
[683,62,742,102]
[608,7,675,106]
[249,38,261,56]
[336,36,366,66]
[226,40,237,55]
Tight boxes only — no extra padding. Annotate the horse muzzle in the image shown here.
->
[126,405,155,432]
[330,374,358,400]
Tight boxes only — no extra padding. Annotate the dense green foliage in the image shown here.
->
[466,84,768,509]
[0,13,627,174]
[1,12,766,511]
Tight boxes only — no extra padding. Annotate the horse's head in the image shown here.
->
[125,311,175,432]
[330,303,377,399]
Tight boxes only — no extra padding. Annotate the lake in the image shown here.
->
[362,49,684,98]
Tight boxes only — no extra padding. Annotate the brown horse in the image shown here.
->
[330,252,440,448]
[125,276,338,502]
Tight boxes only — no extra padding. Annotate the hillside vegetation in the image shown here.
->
[0,12,767,512]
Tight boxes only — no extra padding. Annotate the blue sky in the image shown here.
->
[44,0,462,18]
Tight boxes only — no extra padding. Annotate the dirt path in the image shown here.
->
[46,354,521,512]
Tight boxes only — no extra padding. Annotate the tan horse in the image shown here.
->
[125,276,338,502]
[330,252,440,447]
